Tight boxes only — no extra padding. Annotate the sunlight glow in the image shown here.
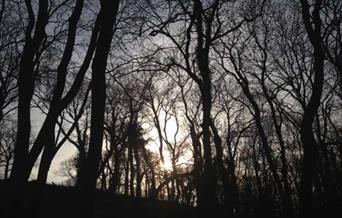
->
[143,110,190,173]
[159,160,173,172]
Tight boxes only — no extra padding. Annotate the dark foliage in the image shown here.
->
[0,180,196,218]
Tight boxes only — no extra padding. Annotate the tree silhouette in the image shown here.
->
[1,1,342,218]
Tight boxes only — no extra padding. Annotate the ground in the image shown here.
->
[0,180,197,218]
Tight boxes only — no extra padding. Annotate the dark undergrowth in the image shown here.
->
[1,180,340,218]
[0,180,197,218]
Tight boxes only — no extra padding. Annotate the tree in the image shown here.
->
[2,0,342,217]
[77,0,120,217]
[10,0,99,187]
[0,0,19,123]
[0,116,15,179]
[11,0,49,188]
[298,1,325,217]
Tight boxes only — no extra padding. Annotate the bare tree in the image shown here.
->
[0,116,15,179]
[298,1,325,217]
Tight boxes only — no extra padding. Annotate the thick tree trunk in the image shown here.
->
[189,123,202,201]
[299,1,324,217]
[78,1,119,217]
[192,0,218,216]
[26,0,100,186]
[35,0,84,186]
[210,120,236,217]
[8,2,48,218]
[197,63,218,218]
[11,0,48,187]
[16,0,98,185]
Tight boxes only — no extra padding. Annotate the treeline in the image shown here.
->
[0,0,341,218]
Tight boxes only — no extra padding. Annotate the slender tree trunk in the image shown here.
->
[237,78,286,214]
[100,168,107,191]
[149,100,165,164]
[226,144,239,216]
[128,142,135,196]
[251,135,263,199]
[315,116,338,215]
[260,79,294,217]
[36,131,55,185]
[142,145,157,198]
[126,120,137,197]
[4,153,11,180]
[112,144,121,192]
[134,147,142,198]
[76,146,86,186]
[124,153,129,195]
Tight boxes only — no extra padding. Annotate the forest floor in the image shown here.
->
[0,180,197,218]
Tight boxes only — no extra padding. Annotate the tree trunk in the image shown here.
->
[79,0,118,190]
[299,1,324,217]
[124,153,129,195]
[128,141,135,196]
[189,123,202,201]
[210,120,236,217]
[78,1,119,217]
[111,143,121,192]
[7,2,48,218]
[192,0,218,216]
[233,74,286,215]
[142,145,157,198]
[134,146,142,198]
[260,72,294,217]
[34,0,85,186]
[36,131,55,185]
[76,145,86,186]
[17,0,98,185]
[11,0,48,187]
[4,152,11,180]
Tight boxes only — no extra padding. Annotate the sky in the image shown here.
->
[30,105,191,184]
